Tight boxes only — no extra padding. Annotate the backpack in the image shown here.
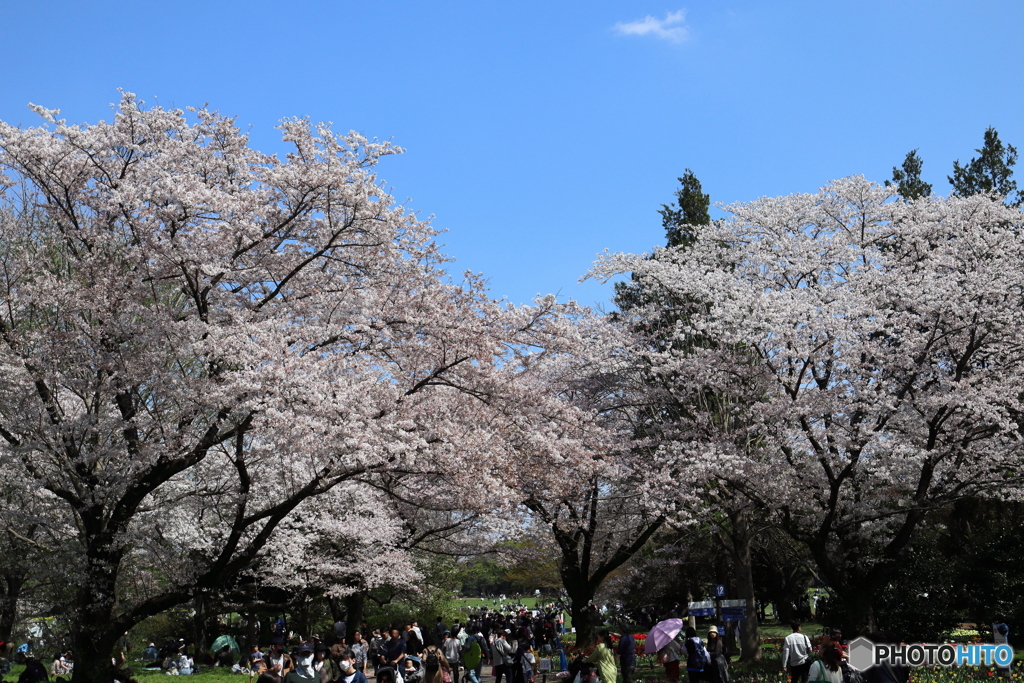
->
[689,638,709,671]
[465,640,482,670]
[426,649,440,673]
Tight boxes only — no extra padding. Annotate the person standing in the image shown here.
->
[657,636,682,683]
[313,645,339,683]
[706,627,728,683]
[442,632,462,683]
[267,639,294,678]
[350,631,368,675]
[462,631,483,683]
[493,630,515,683]
[337,650,369,683]
[367,631,386,674]
[683,627,708,683]
[384,628,407,672]
[242,645,265,675]
[421,644,451,683]
[510,639,530,683]
[405,624,423,657]
[585,631,616,683]
[782,623,813,683]
[993,623,1011,678]
[616,628,636,683]
[808,642,841,683]
[411,622,424,648]
[291,642,317,681]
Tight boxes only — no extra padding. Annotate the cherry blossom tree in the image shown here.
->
[0,93,593,683]
[502,319,676,646]
[594,177,1024,632]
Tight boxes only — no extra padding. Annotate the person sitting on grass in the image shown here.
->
[216,645,236,668]
[50,651,72,678]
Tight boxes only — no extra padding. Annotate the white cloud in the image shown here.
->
[614,9,690,43]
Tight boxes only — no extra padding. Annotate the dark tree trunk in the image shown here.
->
[0,572,25,643]
[246,612,258,651]
[328,596,345,625]
[70,546,120,683]
[829,583,877,636]
[568,593,598,647]
[800,530,891,637]
[729,511,761,663]
[73,629,120,683]
[194,592,209,658]
[345,592,366,642]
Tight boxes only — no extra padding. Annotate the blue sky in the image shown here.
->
[1,1,1021,308]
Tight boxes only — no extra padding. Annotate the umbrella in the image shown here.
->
[210,634,240,654]
[645,619,684,654]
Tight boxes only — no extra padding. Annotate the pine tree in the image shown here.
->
[949,127,1020,206]
[886,149,932,200]
[613,169,711,316]
[661,168,711,248]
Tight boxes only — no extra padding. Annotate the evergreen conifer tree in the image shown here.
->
[660,169,712,248]
[886,149,932,200]
[949,127,1020,206]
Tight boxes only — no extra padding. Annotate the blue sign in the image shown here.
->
[720,599,747,621]
[713,585,725,597]
[688,600,716,617]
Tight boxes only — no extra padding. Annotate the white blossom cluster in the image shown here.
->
[0,93,609,656]
[593,176,1024,583]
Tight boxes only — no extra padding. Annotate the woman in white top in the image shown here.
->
[808,642,842,683]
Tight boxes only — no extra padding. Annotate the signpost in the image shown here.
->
[713,585,726,597]
[688,600,716,617]
[720,599,748,621]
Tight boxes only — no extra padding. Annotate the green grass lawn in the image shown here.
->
[133,666,243,683]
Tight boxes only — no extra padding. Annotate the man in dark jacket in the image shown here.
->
[616,627,636,683]
[384,629,407,670]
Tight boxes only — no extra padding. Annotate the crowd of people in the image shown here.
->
[652,620,875,683]
[0,608,913,683]
[189,610,577,683]
[655,626,728,683]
